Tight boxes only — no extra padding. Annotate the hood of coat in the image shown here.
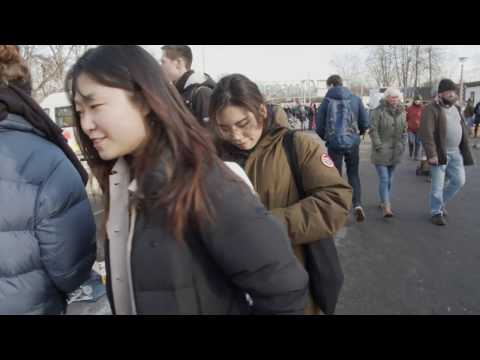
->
[176,70,216,93]
[0,112,47,138]
[378,98,404,116]
[325,86,353,101]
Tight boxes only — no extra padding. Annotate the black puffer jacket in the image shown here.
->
[104,159,309,315]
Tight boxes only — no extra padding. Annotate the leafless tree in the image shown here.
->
[411,45,423,92]
[330,52,371,96]
[18,45,94,102]
[423,45,447,89]
[364,45,451,98]
[365,45,396,88]
[391,45,414,97]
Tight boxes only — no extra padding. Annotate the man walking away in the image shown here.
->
[316,75,370,222]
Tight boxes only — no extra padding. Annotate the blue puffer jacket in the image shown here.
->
[0,114,96,315]
[316,86,369,148]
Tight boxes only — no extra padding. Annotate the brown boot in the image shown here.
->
[383,203,394,218]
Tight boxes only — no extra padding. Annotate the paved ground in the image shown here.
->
[334,135,480,315]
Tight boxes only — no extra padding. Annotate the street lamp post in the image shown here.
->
[202,46,206,74]
[459,57,468,106]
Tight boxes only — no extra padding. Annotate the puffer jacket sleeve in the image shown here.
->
[356,96,370,135]
[316,98,329,140]
[270,134,352,245]
[418,105,438,161]
[35,158,96,294]
[200,167,309,314]
[369,108,383,151]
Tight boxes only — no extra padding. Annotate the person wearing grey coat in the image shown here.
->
[369,89,407,217]
[0,45,96,315]
[0,114,97,315]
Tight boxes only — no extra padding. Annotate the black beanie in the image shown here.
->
[438,79,457,93]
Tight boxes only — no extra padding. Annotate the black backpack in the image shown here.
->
[184,76,216,114]
[282,130,344,315]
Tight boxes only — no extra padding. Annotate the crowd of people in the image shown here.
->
[0,45,475,315]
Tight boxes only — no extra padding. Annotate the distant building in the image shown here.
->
[40,92,72,128]
[314,80,329,98]
[464,81,480,104]
[40,92,81,157]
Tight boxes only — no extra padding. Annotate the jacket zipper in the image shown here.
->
[127,206,137,315]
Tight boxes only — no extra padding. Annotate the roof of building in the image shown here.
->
[465,81,480,88]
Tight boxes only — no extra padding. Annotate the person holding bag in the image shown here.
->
[209,74,352,315]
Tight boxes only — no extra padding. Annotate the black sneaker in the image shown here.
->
[432,214,447,226]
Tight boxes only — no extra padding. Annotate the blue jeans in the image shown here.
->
[408,131,422,160]
[329,144,362,208]
[430,149,466,216]
[375,165,396,205]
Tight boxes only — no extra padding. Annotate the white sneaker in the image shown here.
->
[354,206,366,223]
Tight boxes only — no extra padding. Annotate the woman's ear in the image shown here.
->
[137,96,151,117]
[141,102,151,117]
[259,104,268,120]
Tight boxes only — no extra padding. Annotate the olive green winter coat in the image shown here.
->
[369,100,407,166]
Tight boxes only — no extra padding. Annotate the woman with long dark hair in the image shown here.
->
[209,74,352,315]
[66,45,308,315]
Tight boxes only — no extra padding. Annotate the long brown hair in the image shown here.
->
[65,45,217,241]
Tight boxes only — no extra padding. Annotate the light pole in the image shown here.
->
[459,57,468,106]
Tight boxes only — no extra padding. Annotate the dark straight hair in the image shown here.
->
[65,45,218,241]
[327,75,343,87]
[208,74,268,135]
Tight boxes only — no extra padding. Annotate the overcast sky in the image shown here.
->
[143,45,480,83]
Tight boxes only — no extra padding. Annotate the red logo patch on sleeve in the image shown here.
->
[321,153,335,168]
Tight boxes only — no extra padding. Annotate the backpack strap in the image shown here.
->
[282,130,306,199]
[185,84,201,110]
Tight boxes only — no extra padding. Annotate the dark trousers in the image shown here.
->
[328,144,361,208]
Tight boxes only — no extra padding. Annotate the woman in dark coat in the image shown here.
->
[67,45,309,315]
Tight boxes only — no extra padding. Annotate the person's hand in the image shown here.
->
[428,157,439,166]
